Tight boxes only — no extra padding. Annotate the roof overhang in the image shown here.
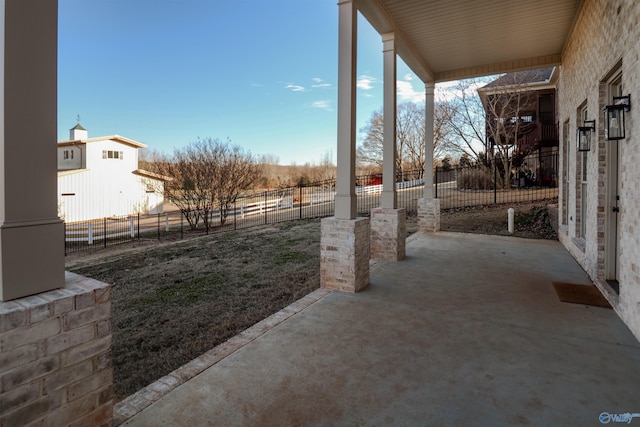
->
[357,0,583,83]
[133,169,173,182]
[57,135,147,149]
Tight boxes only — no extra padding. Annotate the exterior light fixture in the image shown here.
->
[604,94,631,140]
[577,120,596,152]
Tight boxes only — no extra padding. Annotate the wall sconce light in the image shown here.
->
[577,120,596,152]
[604,94,631,140]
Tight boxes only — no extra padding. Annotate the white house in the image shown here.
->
[57,124,166,222]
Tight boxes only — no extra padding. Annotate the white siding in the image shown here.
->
[57,138,164,222]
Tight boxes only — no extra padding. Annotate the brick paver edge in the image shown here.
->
[113,287,332,426]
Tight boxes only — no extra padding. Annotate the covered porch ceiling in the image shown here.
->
[357,0,583,83]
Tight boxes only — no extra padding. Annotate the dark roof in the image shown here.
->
[483,67,555,89]
[70,123,86,131]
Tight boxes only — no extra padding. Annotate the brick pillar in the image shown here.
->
[0,273,113,426]
[320,217,370,292]
[418,198,440,232]
[371,208,406,261]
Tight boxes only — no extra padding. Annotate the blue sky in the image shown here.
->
[58,0,428,165]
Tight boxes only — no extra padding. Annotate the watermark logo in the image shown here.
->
[600,412,640,424]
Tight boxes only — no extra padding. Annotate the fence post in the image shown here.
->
[264,191,268,225]
[299,185,302,219]
[88,222,93,245]
[157,213,160,240]
[493,159,497,204]
[435,166,438,198]
[103,217,107,248]
[165,213,169,232]
[63,222,67,256]
[130,217,135,238]
[180,212,183,239]
[234,200,237,230]
[137,213,140,239]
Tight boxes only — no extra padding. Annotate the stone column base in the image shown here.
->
[417,198,441,232]
[370,208,406,261]
[320,217,370,292]
[0,272,113,426]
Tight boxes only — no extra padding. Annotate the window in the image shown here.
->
[63,150,69,159]
[103,150,124,160]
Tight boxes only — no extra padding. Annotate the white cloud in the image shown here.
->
[312,100,332,111]
[357,75,376,90]
[285,84,305,92]
[397,80,424,103]
[403,73,414,81]
[435,79,489,102]
[311,77,332,88]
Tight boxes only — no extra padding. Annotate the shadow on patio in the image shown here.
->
[119,232,640,426]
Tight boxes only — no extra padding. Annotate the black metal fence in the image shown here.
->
[65,159,557,255]
[435,151,558,209]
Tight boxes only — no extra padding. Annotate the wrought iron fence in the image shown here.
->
[65,160,557,255]
[435,152,559,209]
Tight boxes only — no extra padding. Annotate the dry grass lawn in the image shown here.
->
[66,201,556,400]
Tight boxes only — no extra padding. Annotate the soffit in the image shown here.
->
[357,0,582,83]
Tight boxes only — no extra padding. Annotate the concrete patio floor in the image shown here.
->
[121,232,640,426]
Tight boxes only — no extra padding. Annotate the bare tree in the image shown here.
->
[479,75,538,189]
[437,75,546,189]
[436,79,489,162]
[357,109,384,169]
[357,102,448,179]
[149,138,260,230]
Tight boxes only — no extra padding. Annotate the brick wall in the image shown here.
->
[0,272,113,426]
[558,0,640,339]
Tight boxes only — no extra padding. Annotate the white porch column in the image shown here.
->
[0,0,65,300]
[321,0,369,292]
[371,32,405,261]
[423,82,435,199]
[418,81,440,232]
[380,32,396,209]
[0,5,114,426]
[334,0,357,220]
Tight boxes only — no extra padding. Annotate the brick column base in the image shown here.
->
[370,208,406,261]
[320,217,370,292]
[418,198,441,232]
[0,272,113,426]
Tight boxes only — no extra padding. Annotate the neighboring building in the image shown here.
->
[57,124,166,222]
[478,67,560,187]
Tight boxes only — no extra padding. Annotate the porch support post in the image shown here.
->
[371,32,405,261]
[0,0,64,300]
[0,2,114,426]
[380,32,396,210]
[334,0,357,220]
[418,81,440,232]
[321,0,369,292]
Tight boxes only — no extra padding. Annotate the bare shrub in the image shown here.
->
[456,167,495,190]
